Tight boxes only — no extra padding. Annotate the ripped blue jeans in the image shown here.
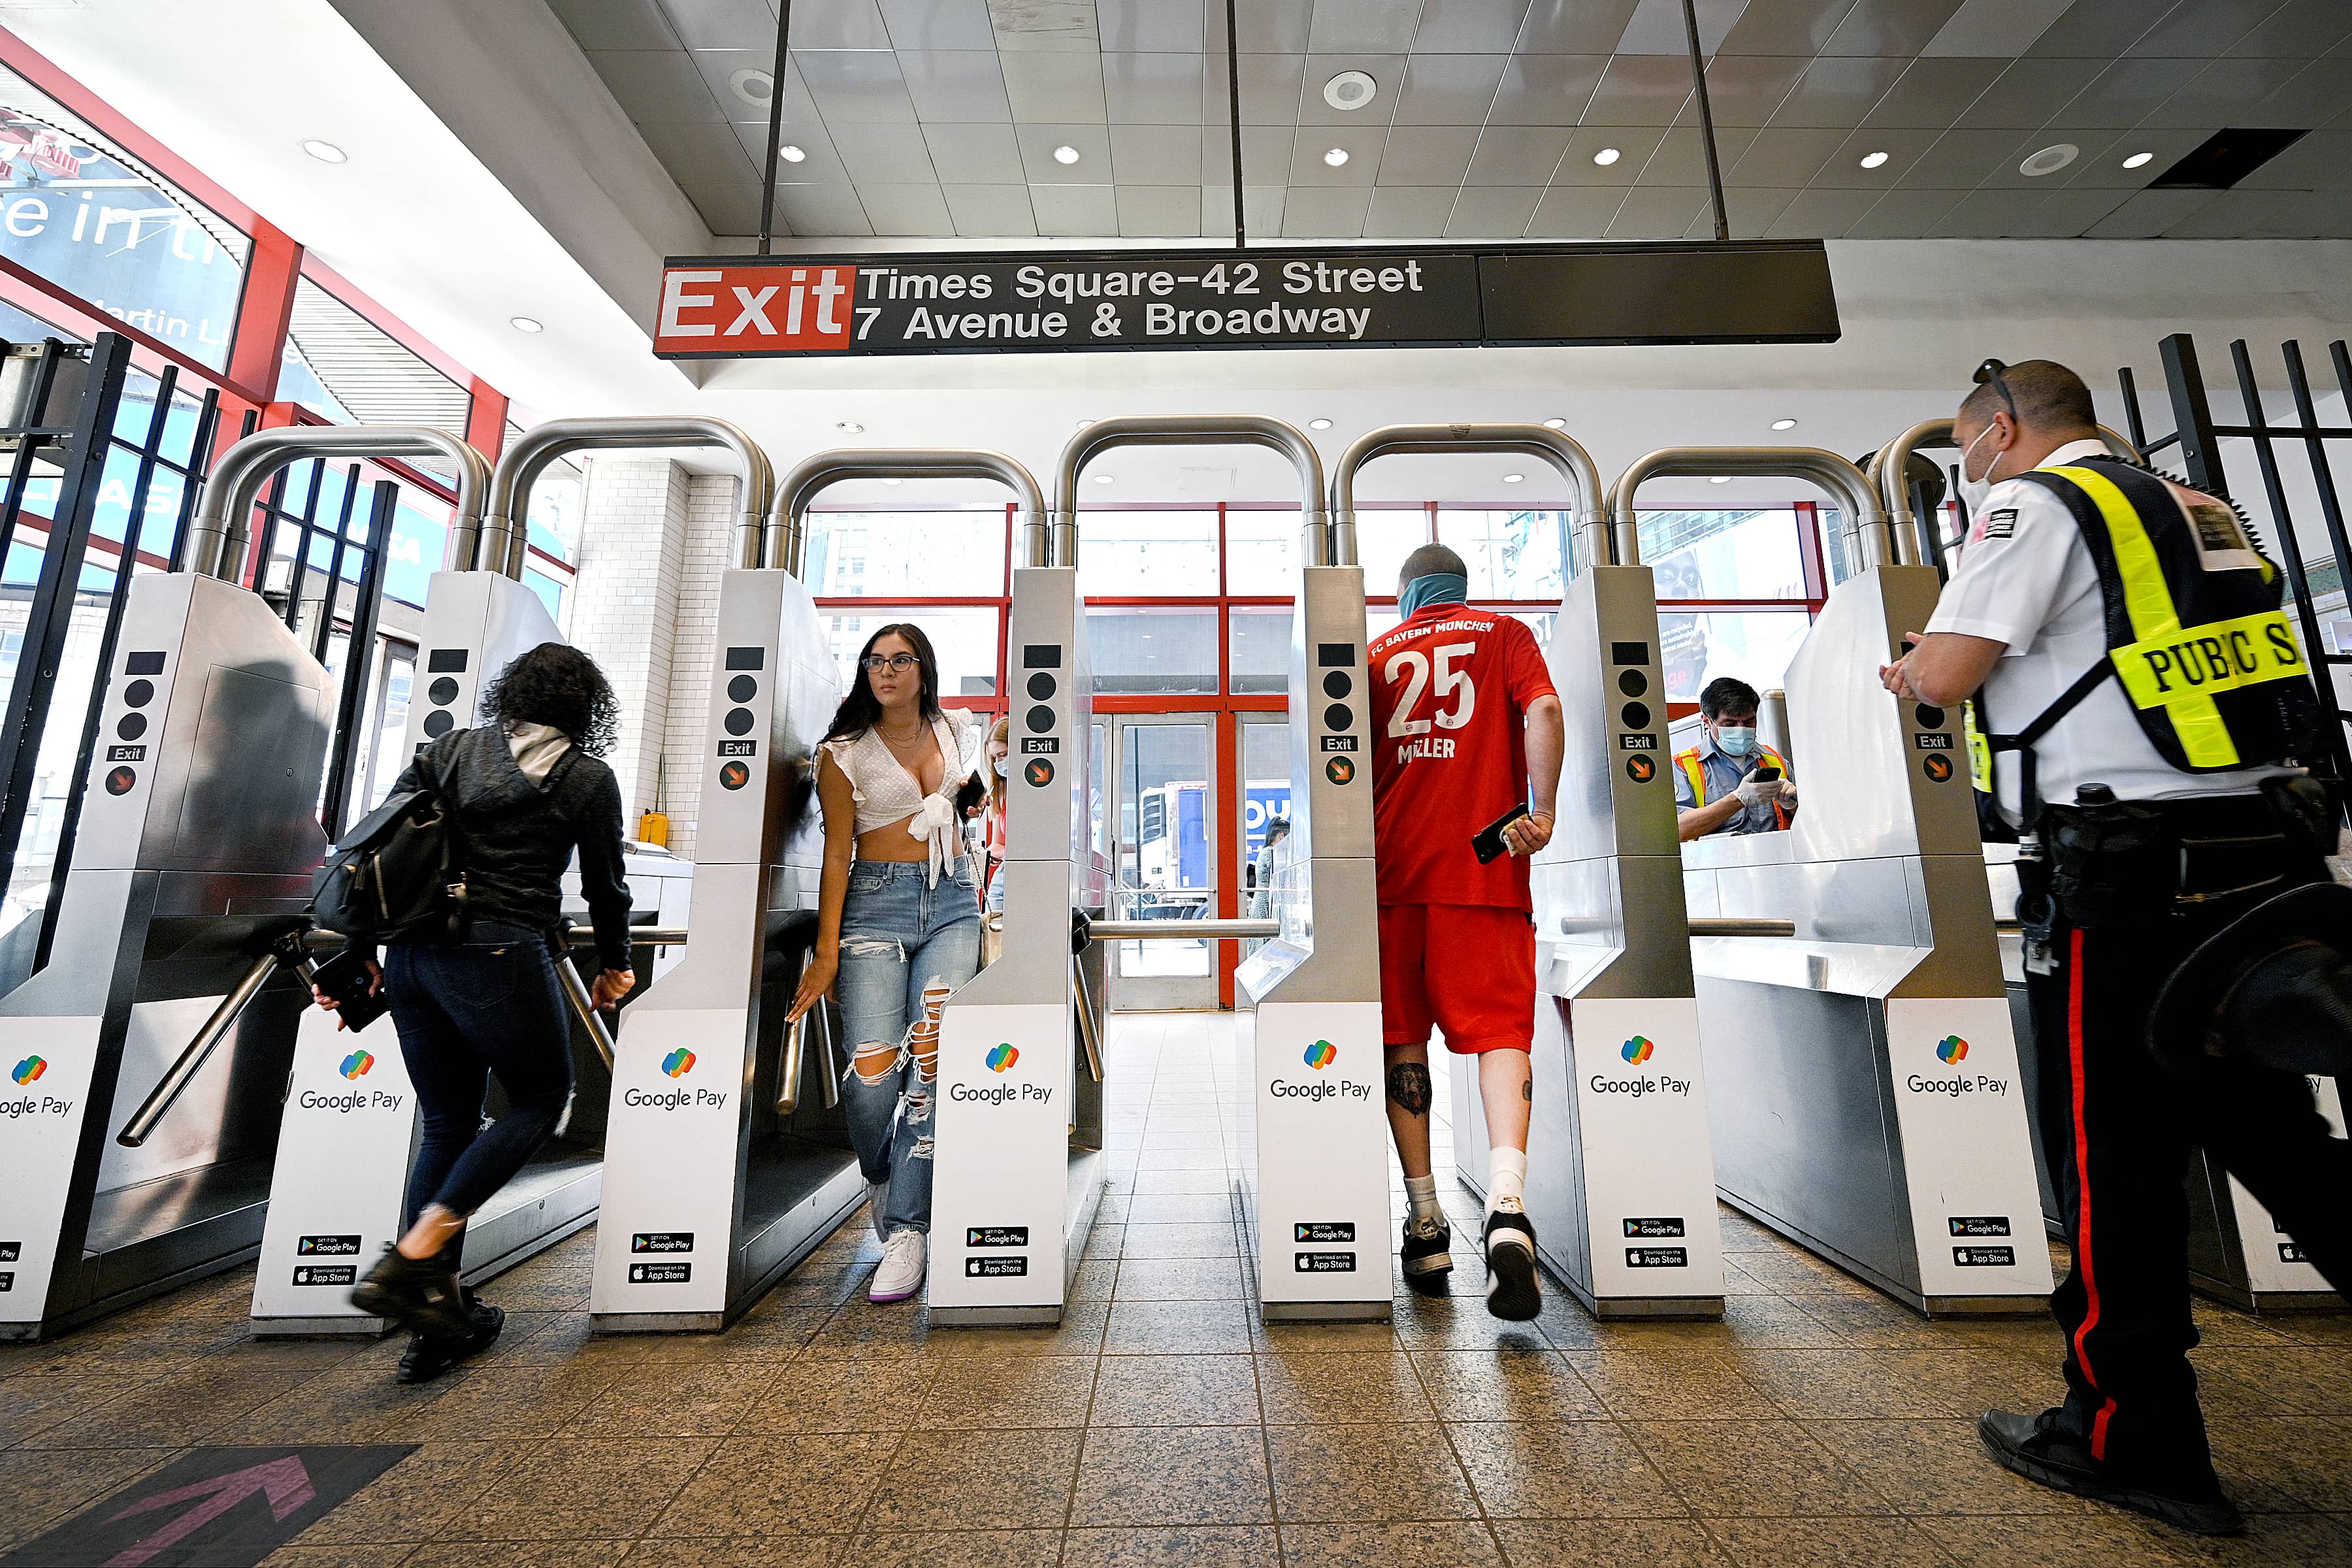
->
[836,859,981,1237]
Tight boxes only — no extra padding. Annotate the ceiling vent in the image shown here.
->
[2149,128,2309,190]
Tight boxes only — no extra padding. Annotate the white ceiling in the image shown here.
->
[4,0,2350,512]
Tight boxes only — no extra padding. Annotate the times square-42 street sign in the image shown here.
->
[651,240,1837,360]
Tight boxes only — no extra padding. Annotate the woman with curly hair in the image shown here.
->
[330,642,634,1381]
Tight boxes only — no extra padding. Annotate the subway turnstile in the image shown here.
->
[253,419,751,1334]
[1652,447,2053,1316]
[1339,425,1726,1320]
[1874,419,2349,1316]
[847,451,1106,1327]
[1050,417,1388,1322]
[0,427,486,1339]
[589,442,1009,1331]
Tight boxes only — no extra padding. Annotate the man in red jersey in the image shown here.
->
[1369,544,1565,1319]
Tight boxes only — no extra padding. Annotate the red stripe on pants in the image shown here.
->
[2068,925,2119,1460]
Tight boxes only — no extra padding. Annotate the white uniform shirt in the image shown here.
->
[1924,438,2283,819]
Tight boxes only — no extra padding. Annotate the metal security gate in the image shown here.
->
[0,333,400,998]
[2118,333,2352,794]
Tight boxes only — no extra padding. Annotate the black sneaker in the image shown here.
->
[1400,1215,1454,1295]
[1977,1409,2245,1537]
[396,1296,506,1384]
[351,1245,474,1339]
[1483,1209,1541,1321]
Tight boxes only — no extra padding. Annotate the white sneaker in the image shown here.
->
[870,1229,926,1303]
[868,1179,889,1243]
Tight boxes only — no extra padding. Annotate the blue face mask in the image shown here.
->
[992,757,1010,779]
[1398,572,1469,617]
[1715,724,1758,757]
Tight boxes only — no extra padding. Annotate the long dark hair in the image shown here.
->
[482,642,619,756]
[823,622,943,743]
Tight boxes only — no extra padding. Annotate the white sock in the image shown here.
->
[1403,1175,1443,1230]
[1487,1149,1528,1217]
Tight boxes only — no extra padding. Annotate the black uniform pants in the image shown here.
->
[2023,800,2352,1486]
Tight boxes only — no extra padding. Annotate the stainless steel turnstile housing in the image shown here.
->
[1664,447,2053,1316]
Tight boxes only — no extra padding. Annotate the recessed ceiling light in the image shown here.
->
[509,316,543,333]
[1710,476,1733,484]
[1502,473,1525,484]
[301,139,346,164]
[1592,146,1621,167]
[779,144,806,163]
[1324,71,1377,112]
[1324,147,1350,167]
[2123,150,2154,169]
[1859,150,1889,169]
[837,421,862,433]
[2020,142,2080,178]
[728,68,775,108]
[1543,417,1567,429]
[1770,417,1797,431]
[1309,417,1333,430]
[1053,144,1081,165]
[1094,473,1115,484]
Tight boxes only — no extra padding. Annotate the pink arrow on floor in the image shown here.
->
[101,1454,317,1567]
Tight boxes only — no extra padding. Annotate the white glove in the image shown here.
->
[1733,774,1777,809]
[1777,778,1798,808]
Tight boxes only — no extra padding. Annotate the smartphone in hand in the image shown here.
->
[1747,766,1780,784]
[1472,804,1531,865]
[311,948,387,1032]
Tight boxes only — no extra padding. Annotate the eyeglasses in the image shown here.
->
[859,653,922,672]
[1973,357,2019,424]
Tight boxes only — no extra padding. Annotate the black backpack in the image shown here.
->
[310,738,469,945]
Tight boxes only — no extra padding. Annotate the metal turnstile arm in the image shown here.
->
[116,951,284,1147]
[552,959,618,1071]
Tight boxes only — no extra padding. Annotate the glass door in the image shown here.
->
[1235,713,1292,983]
[1104,713,1217,1011]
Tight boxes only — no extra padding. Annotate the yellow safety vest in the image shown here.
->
[1675,741,1792,830]
[1982,460,2322,811]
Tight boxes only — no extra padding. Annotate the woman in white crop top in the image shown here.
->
[787,622,982,1305]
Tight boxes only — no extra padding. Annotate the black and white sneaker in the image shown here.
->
[1977,1409,2244,1537]
[1483,1208,1541,1321]
[1400,1215,1454,1294]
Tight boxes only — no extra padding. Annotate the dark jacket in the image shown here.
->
[392,726,632,970]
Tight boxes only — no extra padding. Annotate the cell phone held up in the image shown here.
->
[310,947,387,1033]
[1747,766,1780,784]
[1472,804,1531,865]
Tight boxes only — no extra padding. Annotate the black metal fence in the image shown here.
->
[2119,333,2352,792]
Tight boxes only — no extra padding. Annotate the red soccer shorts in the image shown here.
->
[1377,902,1536,1055]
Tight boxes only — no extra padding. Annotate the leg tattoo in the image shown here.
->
[1387,1062,1433,1117]
[1522,1077,1533,1102]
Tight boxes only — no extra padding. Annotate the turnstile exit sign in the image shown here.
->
[654,240,1837,359]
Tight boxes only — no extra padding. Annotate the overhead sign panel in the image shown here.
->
[652,240,1836,359]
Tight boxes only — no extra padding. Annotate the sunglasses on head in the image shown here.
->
[1973,357,2019,424]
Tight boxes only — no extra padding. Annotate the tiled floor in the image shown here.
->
[7,1011,2352,1566]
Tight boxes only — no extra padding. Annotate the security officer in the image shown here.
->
[1880,358,2351,1537]
[1673,676,1797,840]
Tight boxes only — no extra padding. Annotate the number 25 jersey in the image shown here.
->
[1367,604,1557,911]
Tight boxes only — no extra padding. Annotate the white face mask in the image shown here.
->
[1957,421,2004,517]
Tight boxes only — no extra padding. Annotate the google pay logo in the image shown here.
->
[985,1043,1019,1073]
[1622,1037,1654,1066]
[1303,1040,1336,1070]
[662,1048,696,1079]
[1936,1036,1969,1066]
[10,1054,44,1085]
[338,1049,374,1081]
